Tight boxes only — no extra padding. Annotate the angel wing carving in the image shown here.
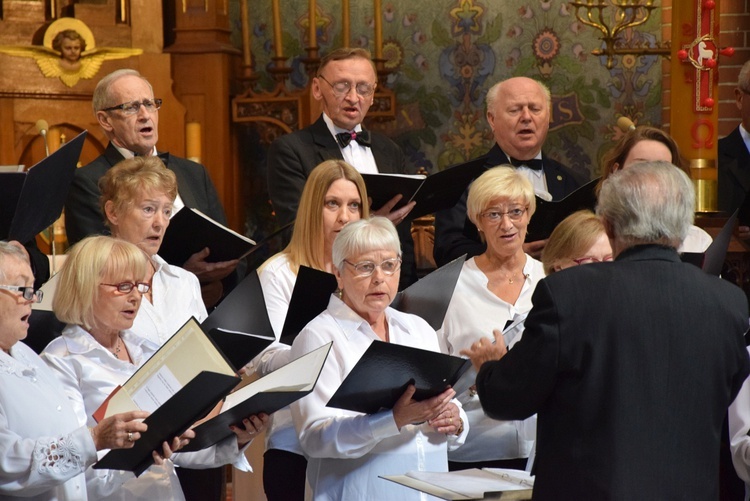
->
[0,45,142,87]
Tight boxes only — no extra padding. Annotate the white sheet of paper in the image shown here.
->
[131,365,183,413]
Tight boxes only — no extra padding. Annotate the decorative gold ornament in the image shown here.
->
[0,18,142,88]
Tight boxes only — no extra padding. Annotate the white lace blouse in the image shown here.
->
[0,342,97,500]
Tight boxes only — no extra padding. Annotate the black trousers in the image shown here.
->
[263,449,307,501]
[176,466,224,501]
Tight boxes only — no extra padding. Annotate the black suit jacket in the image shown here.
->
[433,144,586,266]
[476,245,750,500]
[718,126,750,218]
[64,142,228,245]
[266,115,417,287]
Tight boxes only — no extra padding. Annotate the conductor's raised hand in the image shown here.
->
[460,329,508,372]
[371,194,415,226]
[392,384,455,431]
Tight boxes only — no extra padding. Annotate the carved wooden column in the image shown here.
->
[165,0,242,229]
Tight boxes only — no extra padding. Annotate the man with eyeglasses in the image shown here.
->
[266,47,418,289]
[433,77,588,266]
[64,68,238,309]
[719,59,750,238]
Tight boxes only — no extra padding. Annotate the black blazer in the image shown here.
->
[718,126,750,218]
[476,245,750,500]
[433,144,586,266]
[266,115,417,287]
[64,142,228,245]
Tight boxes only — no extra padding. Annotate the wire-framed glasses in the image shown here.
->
[480,207,528,223]
[572,256,613,265]
[100,282,151,294]
[0,285,43,303]
[344,257,402,277]
[317,74,376,98]
[101,99,163,115]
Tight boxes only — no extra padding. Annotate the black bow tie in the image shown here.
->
[133,151,170,165]
[336,130,371,148]
[508,157,543,171]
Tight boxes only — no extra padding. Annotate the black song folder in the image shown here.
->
[362,157,486,220]
[327,341,471,414]
[158,207,256,266]
[526,177,599,242]
[0,131,86,243]
[279,266,338,345]
[180,342,332,452]
[201,271,275,370]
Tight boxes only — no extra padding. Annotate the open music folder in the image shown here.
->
[327,340,471,414]
[361,157,486,219]
[526,177,599,242]
[0,130,86,243]
[180,342,332,452]
[92,317,240,475]
[158,207,256,266]
[381,468,534,500]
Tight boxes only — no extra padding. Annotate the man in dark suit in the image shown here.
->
[64,69,237,308]
[463,161,750,500]
[267,48,417,288]
[433,76,586,266]
[719,59,750,239]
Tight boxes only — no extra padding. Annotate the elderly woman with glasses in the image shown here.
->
[436,166,542,472]
[290,217,468,500]
[541,210,613,275]
[41,236,265,501]
[0,241,155,501]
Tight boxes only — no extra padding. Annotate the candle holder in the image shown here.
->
[569,0,668,69]
[268,56,293,85]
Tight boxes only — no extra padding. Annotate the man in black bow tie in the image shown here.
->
[433,76,588,265]
[64,69,238,309]
[267,47,417,288]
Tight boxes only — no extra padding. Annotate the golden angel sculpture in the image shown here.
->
[0,18,142,88]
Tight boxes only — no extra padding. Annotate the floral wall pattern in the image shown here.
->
[232,0,664,180]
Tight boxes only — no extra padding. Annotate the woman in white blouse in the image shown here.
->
[290,217,468,500]
[437,166,542,471]
[41,236,266,501]
[98,156,207,352]
[0,241,156,500]
[247,159,369,500]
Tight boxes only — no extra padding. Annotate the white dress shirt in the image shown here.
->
[437,255,543,463]
[41,325,251,501]
[728,346,750,500]
[0,342,97,501]
[290,295,468,501]
[133,254,207,351]
[245,252,300,455]
[322,113,378,174]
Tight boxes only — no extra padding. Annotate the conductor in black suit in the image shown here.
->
[267,48,417,287]
[719,59,750,239]
[433,77,586,266]
[64,69,237,308]
[463,161,750,500]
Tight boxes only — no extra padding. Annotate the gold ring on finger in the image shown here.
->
[128,432,134,442]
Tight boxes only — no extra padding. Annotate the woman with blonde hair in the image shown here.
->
[437,166,543,472]
[246,159,370,500]
[541,210,612,275]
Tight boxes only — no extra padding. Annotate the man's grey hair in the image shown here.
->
[485,78,552,113]
[92,69,153,113]
[332,217,401,273]
[597,161,695,250]
[739,60,750,93]
[0,242,30,283]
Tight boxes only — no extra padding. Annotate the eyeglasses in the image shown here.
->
[0,285,43,303]
[480,207,528,223]
[572,256,613,265]
[344,257,402,277]
[100,282,151,294]
[101,98,163,115]
[317,74,376,98]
